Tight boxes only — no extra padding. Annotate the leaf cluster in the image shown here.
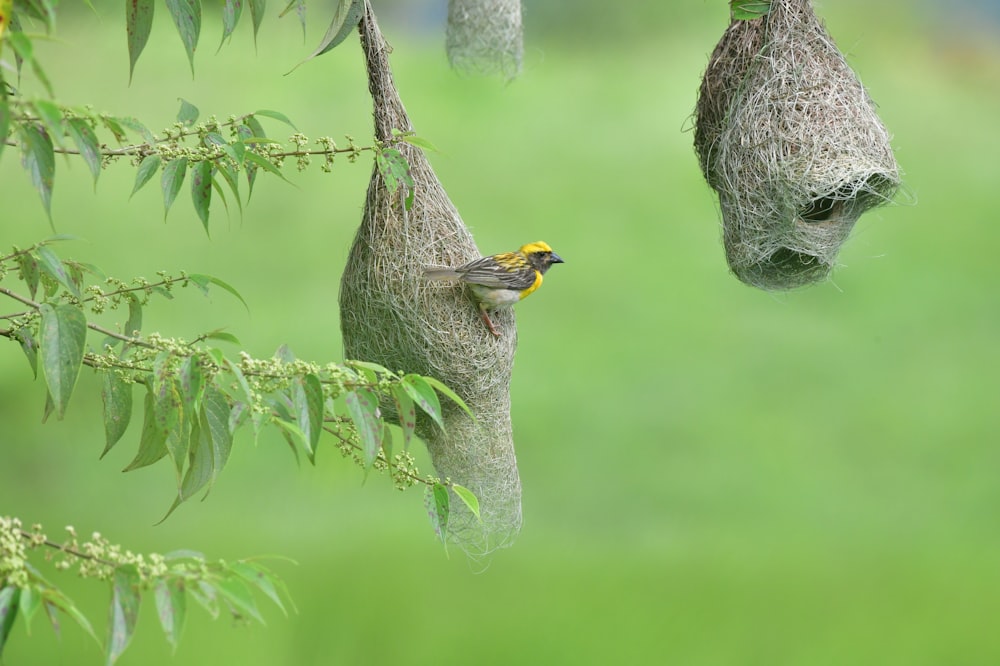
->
[0,516,291,665]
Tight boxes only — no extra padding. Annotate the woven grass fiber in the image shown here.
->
[339,2,521,558]
[694,0,899,290]
[446,0,523,77]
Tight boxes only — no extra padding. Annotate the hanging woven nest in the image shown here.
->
[446,0,523,78]
[694,0,899,290]
[339,2,521,557]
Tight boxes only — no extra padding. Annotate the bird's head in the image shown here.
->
[520,241,565,273]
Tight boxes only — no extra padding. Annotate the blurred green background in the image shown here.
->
[3,0,1000,663]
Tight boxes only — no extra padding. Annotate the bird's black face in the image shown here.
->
[529,250,565,274]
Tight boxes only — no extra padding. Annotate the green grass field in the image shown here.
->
[3,2,1000,663]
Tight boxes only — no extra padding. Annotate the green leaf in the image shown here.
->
[31,99,65,149]
[40,586,98,643]
[247,0,265,46]
[187,581,218,619]
[0,73,10,163]
[289,0,362,72]
[425,483,450,545]
[123,294,142,338]
[214,163,243,216]
[277,0,305,38]
[215,575,264,624]
[13,327,39,378]
[38,303,86,420]
[186,273,249,312]
[130,154,161,199]
[0,586,20,655]
[154,579,185,653]
[292,373,323,463]
[7,31,53,97]
[730,0,772,20]
[401,374,443,430]
[450,484,481,521]
[16,251,41,299]
[252,109,297,130]
[161,157,188,219]
[399,133,439,152]
[114,115,156,143]
[202,384,233,482]
[176,97,199,126]
[420,375,473,419]
[100,372,133,458]
[152,353,186,483]
[107,566,141,666]
[375,147,414,210]
[165,0,201,76]
[65,118,102,187]
[35,245,81,299]
[190,159,212,234]
[220,0,242,48]
[390,384,415,450]
[124,383,168,471]
[242,150,290,184]
[228,562,290,616]
[345,388,381,469]
[18,585,41,635]
[18,123,55,221]
[126,0,154,83]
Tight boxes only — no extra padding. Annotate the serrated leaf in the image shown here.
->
[188,581,218,619]
[345,388,381,469]
[41,586,98,643]
[107,566,141,666]
[214,163,243,216]
[425,483,450,545]
[38,303,86,420]
[124,386,169,471]
[35,245,81,298]
[176,97,199,126]
[65,118,101,187]
[289,0,362,72]
[400,133,439,152]
[0,586,19,655]
[18,123,55,221]
[100,372,133,458]
[228,562,288,615]
[292,373,323,463]
[731,0,772,20]
[242,150,289,183]
[247,0,265,46]
[401,374,443,430]
[130,154,161,198]
[115,116,156,143]
[18,585,41,635]
[165,0,201,76]
[161,157,188,219]
[220,0,242,48]
[215,575,264,624]
[123,294,142,338]
[451,484,481,521]
[419,375,473,419]
[186,273,249,312]
[152,353,186,483]
[202,384,233,482]
[252,109,296,129]
[190,159,212,234]
[13,327,39,378]
[375,147,414,210]
[31,99,65,149]
[390,384,415,450]
[126,0,154,83]
[16,251,40,299]
[154,579,185,653]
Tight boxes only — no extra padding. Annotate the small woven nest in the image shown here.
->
[694,0,899,290]
[339,2,521,557]
[446,0,523,78]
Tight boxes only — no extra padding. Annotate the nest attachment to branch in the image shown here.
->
[694,0,899,290]
[339,3,521,557]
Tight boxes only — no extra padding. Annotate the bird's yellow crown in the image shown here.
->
[519,241,553,255]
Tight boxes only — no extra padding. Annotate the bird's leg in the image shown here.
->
[478,303,501,337]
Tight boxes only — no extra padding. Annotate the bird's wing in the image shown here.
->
[457,255,537,290]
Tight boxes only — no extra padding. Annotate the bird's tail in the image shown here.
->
[423,267,460,281]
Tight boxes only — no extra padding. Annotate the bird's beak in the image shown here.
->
[551,253,564,264]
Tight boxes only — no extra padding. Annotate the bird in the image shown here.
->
[424,241,565,337]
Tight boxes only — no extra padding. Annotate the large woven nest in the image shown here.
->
[339,2,521,557]
[446,0,523,77]
[694,0,899,290]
